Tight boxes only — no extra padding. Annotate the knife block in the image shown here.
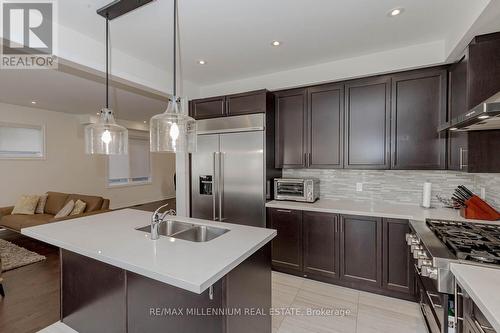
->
[460,196,500,221]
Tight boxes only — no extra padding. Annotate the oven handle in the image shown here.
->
[454,280,464,325]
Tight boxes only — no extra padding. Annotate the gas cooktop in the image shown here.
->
[426,219,500,265]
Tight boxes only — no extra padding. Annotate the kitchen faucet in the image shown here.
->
[151,203,176,240]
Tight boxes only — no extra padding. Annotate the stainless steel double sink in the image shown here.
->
[136,220,229,242]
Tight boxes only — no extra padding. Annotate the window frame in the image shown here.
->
[0,122,46,160]
[106,134,153,188]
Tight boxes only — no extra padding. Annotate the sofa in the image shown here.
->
[0,192,110,232]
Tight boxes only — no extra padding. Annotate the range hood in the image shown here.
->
[440,91,500,132]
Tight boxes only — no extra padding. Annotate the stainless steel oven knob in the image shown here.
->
[413,250,428,259]
[418,259,432,268]
[411,244,423,252]
[405,233,415,242]
[421,266,438,280]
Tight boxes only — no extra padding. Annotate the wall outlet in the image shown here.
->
[480,188,486,200]
[356,183,363,192]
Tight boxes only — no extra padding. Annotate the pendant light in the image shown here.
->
[84,16,128,155]
[150,0,197,153]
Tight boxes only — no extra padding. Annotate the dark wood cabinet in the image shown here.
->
[268,208,414,300]
[339,215,382,287]
[268,208,302,272]
[189,90,272,120]
[226,90,271,116]
[344,77,391,169]
[391,69,447,170]
[307,84,344,168]
[448,32,500,121]
[190,96,226,119]
[449,52,469,121]
[303,211,339,280]
[382,219,414,295]
[448,131,469,171]
[274,89,307,168]
[448,130,500,173]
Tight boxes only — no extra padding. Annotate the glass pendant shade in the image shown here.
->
[150,97,197,153]
[85,108,128,155]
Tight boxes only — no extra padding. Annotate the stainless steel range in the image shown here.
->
[407,219,500,333]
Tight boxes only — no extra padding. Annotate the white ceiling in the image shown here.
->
[58,0,491,85]
[1,0,498,121]
[0,68,168,122]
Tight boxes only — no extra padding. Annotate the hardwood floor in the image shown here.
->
[0,198,176,333]
[0,229,60,333]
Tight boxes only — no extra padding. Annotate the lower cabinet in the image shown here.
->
[268,208,302,272]
[339,215,382,288]
[268,208,415,300]
[303,211,339,279]
[383,218,415,295]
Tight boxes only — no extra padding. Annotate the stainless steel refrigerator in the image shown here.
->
[191,114,279,228]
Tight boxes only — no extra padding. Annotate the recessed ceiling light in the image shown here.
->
[271,40,281,47]
[143,121,147,124]
[388,8,404,17]
[478,115,490,119]
[31,101,37,104]
[197,60,206,65]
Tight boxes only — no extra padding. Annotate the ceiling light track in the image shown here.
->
[97,0,156,20]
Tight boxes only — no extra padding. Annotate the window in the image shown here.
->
[0,123,45,159]
[108,136,151,186]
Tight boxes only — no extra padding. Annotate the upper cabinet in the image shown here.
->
[189,90,272,120]
[226,90,271,116]
[274,70,451,171]
[274,89,308,168]
[391,69,447,170]
[190,96,226,120]
[448,33,500,121]
[308,84,344,169]
[274,85,344,169]
[344,77,391,169]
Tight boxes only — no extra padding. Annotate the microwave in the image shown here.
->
[274,178,320,203]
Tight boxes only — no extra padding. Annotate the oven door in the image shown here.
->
[275,180,306,201]
[416,267,446,333]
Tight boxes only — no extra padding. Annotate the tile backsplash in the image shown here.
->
[282,169,500,210]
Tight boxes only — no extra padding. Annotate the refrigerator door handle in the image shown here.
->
[213,152,218,221]
[219,152,225,221]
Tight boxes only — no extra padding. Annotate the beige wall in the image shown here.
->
[0,102,176,209]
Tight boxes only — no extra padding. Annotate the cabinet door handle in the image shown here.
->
[334,219,338,233]
[276,209,292,213]
[459,147,468,170]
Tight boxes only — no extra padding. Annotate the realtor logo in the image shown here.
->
[1,0,57,69]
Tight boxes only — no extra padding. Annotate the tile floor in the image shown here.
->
[272,272,427,333]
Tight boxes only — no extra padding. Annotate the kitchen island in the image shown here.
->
[22,209,276,333]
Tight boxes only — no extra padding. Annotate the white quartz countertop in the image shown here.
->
[266,199,496,223]
[22,209,276,294]
[38,322,78,333]
[450,263,500,332]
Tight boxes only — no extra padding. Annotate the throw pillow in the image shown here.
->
[70,200,87,216]
[35,194,48,214]
[54,200,75,219]
[12,195,40,215]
